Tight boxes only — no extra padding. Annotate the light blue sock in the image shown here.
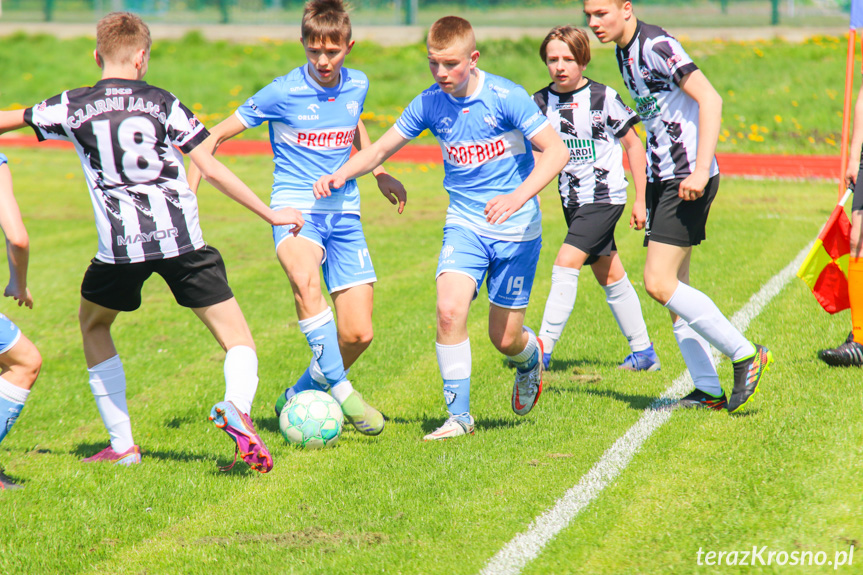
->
[298,308,347,388]
[0,377,28,446]
[437,340,472,418]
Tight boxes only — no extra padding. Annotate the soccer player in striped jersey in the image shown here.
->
[0,12,305,472]
[532,26,658,372]
[583,0,772,412]
[315,16,569,440]
[188,0,405,436]
[0,153,43,490]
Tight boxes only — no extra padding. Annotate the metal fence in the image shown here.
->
[0,0,851,27]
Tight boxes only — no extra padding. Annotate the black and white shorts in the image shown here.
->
[562,202,625,266]
[644,175,720,247]
[81,245,234,312]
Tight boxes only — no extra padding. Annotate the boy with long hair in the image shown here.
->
[0,12,304,471]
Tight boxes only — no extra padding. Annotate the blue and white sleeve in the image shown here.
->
[506,86,549,141]
[235,80,288,129]
[394,93,428,140]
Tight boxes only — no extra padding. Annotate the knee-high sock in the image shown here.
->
[223,345,258,415]
[437,339,471,416]
[673,318,722,396]
[665,282,755,362]
[298,308,354,404]
[508,327,539,372]
[88,355,134,453]
[539,266,580,353]
[0,376,29,446]
[850,257,863,343]
[603,274,651,353]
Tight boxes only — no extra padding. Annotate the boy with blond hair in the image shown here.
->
[0,12,305,472]
[583,0,771,411]
[0,153,43,489]
[315,16,569,439]
[189,0,405,435]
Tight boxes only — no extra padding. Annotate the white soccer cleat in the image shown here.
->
[423,413,475,441]
[512,342,543,416]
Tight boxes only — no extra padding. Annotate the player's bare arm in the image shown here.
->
[187,114,248,194]
[620,127,647,230]
[188,146,304,234]
[0,163,33,308]
[845,83,863,188]
[484,124,568,225]
[355,119,407,214]
[315,125,411,199]
[0,110,27,135]
[677,70,722,201]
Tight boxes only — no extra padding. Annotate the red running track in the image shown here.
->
[0,136,842,180]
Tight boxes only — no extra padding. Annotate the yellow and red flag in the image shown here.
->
[797,192,852,314]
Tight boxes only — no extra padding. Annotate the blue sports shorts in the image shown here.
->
[436,224,541,309]
[274,213,376,293]
[0,313,22,354]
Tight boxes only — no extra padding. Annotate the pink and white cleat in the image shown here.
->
[81,444,141,466]
[209,401,273,473]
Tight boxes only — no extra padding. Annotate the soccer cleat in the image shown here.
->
[512,339,543,416]
[339,391,385,436]
[0,469,23,491]
[542,351,552,371]
[618,343,661,372]
[818,332,863,367]
[678,389,727,410]
[274,387,294,418]
[81,444,141,466]
[728,344,773,413]
[423,413,475,441]
[209,401,273,473]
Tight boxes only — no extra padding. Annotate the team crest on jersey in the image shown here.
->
[346,100,359,117]
[591,111,603,127]
[483,115,498,129]
[312,344,324,360]
[639,66,652,80]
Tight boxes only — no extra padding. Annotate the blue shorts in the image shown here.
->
[273,213,376,293]
[0,313,22,354]
[436,224,541,309]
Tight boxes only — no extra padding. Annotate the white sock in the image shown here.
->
[665,282,756,362]
[88,355,134,453]
[223,345,258,415]
[603,274,651,353]
[0,377,29,404]
[330,380,355,404]
[539,266,580,353]
[673,318,722,396]
[436,339,472,381]
[508,329,538,368]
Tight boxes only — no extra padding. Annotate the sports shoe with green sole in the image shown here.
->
[340,390,385,436]
[728,344,773,413]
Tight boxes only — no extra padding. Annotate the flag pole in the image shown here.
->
[839,28,857,201]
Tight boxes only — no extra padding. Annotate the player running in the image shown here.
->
[532,26,658,372]
[0,12,304,472]
[314,16,569,440]
[819,80,863,366]
[188,0,405,436]
[583,0,772,411]
[0,153,43,490]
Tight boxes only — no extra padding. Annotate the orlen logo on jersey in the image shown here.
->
[441,130,526,167]
[117,227,179,246]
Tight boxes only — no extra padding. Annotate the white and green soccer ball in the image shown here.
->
[279,390,343,449]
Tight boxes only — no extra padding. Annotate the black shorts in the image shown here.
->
[644,175,720,247]
[562,202,625,266]
[854,154,863,212]
[81,245,234,312]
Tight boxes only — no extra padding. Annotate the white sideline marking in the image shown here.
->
[480,243,813,575]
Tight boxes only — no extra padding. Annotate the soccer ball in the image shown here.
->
[279,390,343,449]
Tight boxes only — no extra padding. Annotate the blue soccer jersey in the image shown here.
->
[235,64,368,215]
[395,70,549,242]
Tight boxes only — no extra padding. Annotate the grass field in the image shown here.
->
[0,32,858,155]
[0,147,860,574]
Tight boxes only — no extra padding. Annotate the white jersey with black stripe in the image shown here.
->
[616,21,719,182]
[24,79,209,264]
[533,79,638,207]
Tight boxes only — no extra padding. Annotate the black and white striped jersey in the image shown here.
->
[24,79,209,264]
[533,79,638,207]
[616,21,719,182]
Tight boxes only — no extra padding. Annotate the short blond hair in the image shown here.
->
[427,16,476,54]
[96,12,151,66]
[302,0,352,45]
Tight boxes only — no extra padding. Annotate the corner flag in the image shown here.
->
[797,191,853,314]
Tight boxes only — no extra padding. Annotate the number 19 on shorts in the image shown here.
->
[506,276,524,295]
